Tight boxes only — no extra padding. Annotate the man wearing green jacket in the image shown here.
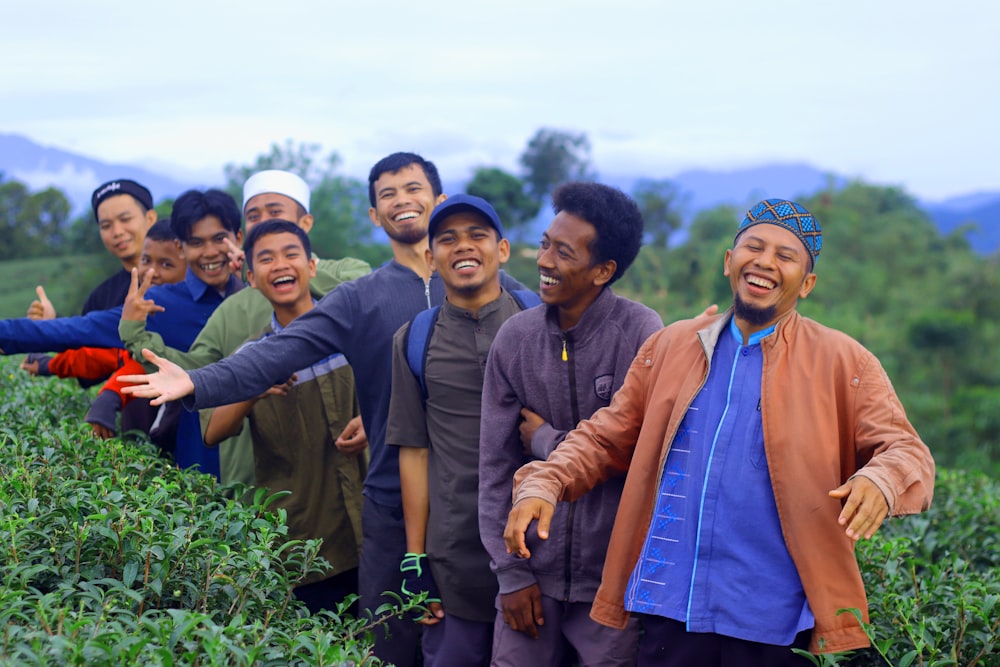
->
[119,170,370,487]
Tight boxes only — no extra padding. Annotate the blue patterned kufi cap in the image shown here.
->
[736,199,822,268]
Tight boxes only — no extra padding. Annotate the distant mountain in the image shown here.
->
[3,133,998,253]
[923,194,1000,255]
[0,133,214,215]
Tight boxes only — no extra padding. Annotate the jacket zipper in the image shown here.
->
[424,279,431,309]
[561,332,579,601]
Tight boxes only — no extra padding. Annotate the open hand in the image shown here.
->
[118,349,194,406]
[829,476,889,541]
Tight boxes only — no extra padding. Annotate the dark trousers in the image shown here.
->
[359,496,420,667]
[423,614,492,667]
[293,567,359,616]
[637,615,813,667]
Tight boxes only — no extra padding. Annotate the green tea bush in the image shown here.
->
[1,360,997,666]
[0,363,414,665]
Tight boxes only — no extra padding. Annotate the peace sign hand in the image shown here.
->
[122,267,165,322]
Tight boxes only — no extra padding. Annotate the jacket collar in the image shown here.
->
[544,286,617,340]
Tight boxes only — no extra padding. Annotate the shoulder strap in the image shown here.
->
[405,306,441,398]
[511,289,542,310]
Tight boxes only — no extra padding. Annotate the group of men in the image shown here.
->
[2,151,935,667]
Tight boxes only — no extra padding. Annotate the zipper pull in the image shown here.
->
[562,338,568,362]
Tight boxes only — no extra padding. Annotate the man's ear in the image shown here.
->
[297,214,315,234]
[308,256,317,278]
[498,238,511,264]
[247,268,257,289]
[369,207,381,229]
[145,208,158,227]
[234,230,243,246]
[425,247,436,272]
[593,260,616,287]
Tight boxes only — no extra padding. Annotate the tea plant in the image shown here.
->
[0,363,420,665]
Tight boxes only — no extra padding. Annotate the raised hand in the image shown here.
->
[224,237,245,275]
[27,286,56,320]
[122,267,165,322]
[118,349,194,406]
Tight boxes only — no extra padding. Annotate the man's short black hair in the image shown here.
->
[367,152,442,207]
[551,182,644,285]
[145,218,176,243]
[244,219,311,272]
[169,189,241,243]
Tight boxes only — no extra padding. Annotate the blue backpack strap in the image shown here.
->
[406,291,537,399]
[405,306,441,398]
[511,289,542,310]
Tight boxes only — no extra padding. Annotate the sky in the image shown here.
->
[2,0,996,202]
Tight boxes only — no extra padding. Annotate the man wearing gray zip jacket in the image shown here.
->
[479,182,663,666]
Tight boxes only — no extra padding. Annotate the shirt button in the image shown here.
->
[742,348,750,356]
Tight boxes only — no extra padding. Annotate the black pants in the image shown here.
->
[293,567,359,616]
[636,615,813,667]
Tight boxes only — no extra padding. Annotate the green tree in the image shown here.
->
[224,141,374,258]
[518,128,595,203]
[632,178,685,248]
[0,177,73,259]
[466,167,540,238]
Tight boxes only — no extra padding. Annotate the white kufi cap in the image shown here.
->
[242,170,311,213]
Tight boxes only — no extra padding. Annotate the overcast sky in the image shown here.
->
[3,0,995,201]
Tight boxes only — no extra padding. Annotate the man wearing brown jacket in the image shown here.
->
[504,199,935,665]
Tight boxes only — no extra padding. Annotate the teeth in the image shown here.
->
[747,275,775,289]
[395,212,418,222]
[202,262,223,271]
[454,260,479,270]
[540,274,559,286]
[273,276,294,285]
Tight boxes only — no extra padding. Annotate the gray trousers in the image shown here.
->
[491,595,639,667]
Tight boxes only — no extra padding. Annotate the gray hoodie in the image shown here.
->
[479,287,663,601]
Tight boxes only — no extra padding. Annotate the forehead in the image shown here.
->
[546,211,597,247]
[142,238,181,257]
[434,211,494,236]
[374,163,431,192]
[252,231,305,256]
[244,192,298,213]
[96,194,143,220]
[737,223,804,252]
[187,215,229,239]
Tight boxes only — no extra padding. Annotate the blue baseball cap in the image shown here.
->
[427,194,505,245]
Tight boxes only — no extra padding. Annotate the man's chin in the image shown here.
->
[734,294,777,327]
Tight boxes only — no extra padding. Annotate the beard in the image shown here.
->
[734,292,777,328]
[383,225,427,245]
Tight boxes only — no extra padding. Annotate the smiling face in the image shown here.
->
[368,163,446,245]
[724,223,817,336]
[247,231,316,321]
[243,192,312,235]
[139,238,186,286]
[96,194,156,269]
[181,216,241,289]
[537,211,615,329]
[428,212,510,311]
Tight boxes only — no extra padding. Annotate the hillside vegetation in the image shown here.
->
[0,361,997,665]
